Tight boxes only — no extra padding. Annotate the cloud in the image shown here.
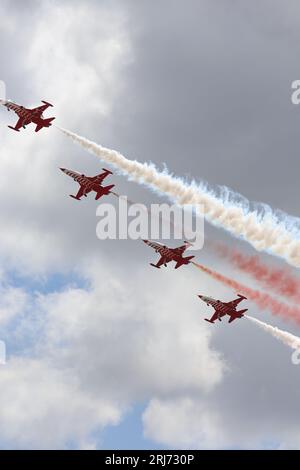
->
[0,0,131,275]
[143,397,223,449]
[0,285,28,326]
[142,391,300,450]
[0,357,120,449]
[0,262,224,448]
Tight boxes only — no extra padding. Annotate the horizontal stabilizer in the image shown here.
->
[95,184,115,200]
[205,318,215,324]
[237,308,248,315]
[175,255,195,269]
[8,125,19,132]
[103,184,114,192]
[228,309,247,323]
[44,117,55,126]
[35,117,55,132]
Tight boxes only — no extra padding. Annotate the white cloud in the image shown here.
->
[39,263,224,398]
[0,0,139,448]
[143,397,223,449]
[0,263,224,448]
[0,357,120,449]
[142,393,300,450]
[0,285,28,326]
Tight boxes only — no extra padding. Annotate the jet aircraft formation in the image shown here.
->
[0,98,248,325]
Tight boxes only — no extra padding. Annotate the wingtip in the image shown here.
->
[238,294,247,299]
[42,100,54,107]
[102,168,113,174]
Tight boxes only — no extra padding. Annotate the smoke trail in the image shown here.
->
[58,127,300,267]
[246,315,300,350]
[213,243,300,303]
[192,261,300,325]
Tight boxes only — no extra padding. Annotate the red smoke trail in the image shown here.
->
[192,261,300,325]
[213,243,300,303]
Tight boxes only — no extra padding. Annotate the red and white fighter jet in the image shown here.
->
[143,239,195,269]
[2,100,55,132]
[60,167,114,201]
[198,294,248,324]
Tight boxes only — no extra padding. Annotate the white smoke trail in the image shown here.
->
[58,127,300,267]
[246,315,300,350]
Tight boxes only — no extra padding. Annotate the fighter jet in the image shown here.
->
[60,167,114,201]
[198,293,248,324]
[2,100,55,132]
[143,239,195,269]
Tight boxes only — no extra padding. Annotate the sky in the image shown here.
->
[1,0,300,449]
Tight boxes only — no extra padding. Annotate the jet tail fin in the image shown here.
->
[205,318,215,324]
[150,263,160,269]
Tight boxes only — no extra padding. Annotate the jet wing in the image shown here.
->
[172,241,193,255]
[156,256,168,267]
[226,295,247,308]
[70,186,88,200]
[87,169,113,184]
[151,255,168,268]
[205,311,221,323]
[33,101,54,114]
[173,246,187,256]
[11,116,26,131]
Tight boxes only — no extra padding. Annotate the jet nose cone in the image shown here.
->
[60,168,66,172]
[142,240,148,244]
